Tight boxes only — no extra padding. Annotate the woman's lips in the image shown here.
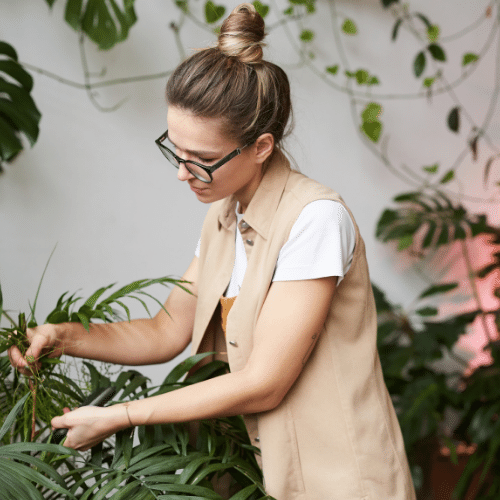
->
[190,184,208,194]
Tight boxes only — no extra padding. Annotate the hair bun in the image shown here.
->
[218,3,266,64]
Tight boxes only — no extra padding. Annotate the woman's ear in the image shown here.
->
[253,133,274,164]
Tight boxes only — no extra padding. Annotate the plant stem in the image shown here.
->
[29,379,37,442]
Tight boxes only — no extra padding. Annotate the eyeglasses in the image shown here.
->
[155,129,248,183]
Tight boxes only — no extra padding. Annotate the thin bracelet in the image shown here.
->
[124,404,134,428]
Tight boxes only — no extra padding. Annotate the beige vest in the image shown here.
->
[192,151,416,500]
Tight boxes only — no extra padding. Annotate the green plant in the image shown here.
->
[0,41,41,172]
[375,188,500,498]
[0,261,191,444]
[0,354,271,499]
[0,266,271,499]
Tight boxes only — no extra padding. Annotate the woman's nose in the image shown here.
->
[177,162,195,181]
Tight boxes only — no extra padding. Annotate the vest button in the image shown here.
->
[240,221,249,229]
[245,239,254,246]
[229,340,238,347]
[255,437,260,442]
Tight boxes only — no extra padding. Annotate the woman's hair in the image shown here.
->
[166,3,292,156]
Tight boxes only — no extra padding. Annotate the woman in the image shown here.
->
[9,4,416,499]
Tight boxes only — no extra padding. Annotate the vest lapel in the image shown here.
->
[191,199,237,355]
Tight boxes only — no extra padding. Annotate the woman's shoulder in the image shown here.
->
[285,170,343,204]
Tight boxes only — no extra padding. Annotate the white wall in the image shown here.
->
[1,0,499,384]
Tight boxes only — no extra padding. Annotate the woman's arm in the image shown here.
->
[52,276,337,450]
[9,257,199,371]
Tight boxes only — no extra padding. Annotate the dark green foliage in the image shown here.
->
[448,106,460,133]
[45,0,138,50]
[205,0,226,24]
[0,355,271,499]
[376,190,496,252]
[0,41,41,170]
[428,43,446,61]
[413,51,426,77]
[0,275,190,444]
[376,192,500,498]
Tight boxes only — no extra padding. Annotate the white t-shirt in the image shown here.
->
[195,200,356,297]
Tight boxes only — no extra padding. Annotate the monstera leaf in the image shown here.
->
[45,0,138,50]
[0,41,41,170]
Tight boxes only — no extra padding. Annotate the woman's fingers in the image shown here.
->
[7,344,25,368]
[7,327,56,375]
[7,344,35,375]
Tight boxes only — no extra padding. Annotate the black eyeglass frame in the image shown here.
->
[155,129,249,183]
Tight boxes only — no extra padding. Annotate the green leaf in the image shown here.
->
[368,76,380,85]
[360,102,383,142]
[414,51,426,77]
[361,121,382,143]
[361,102,382,122]
[419,282,458,299]
[342,19,357,35]
[0,115,22,161]
[423,77,435,88]
[76,312,91,331]
[440,169,454,184]
[375,209,399,237]
[415,307,438,316]
[361,102,382,142]
[289,0,315,13]
[447,107,460,132]
[422,220,437,248]
[391,18,403,41]
[397,234,413,251]
[415,13,432,29]
[205,0,225,24]
[462,52,479,67]
[428,43,446,61]
[83,283,115,308]
[423,163,438,173]
[427,24,440,42]
[252,1,269,18]
[229,484,259,500]
[381,0,399,6]
[0,41,18,61]
[162,352,215,386]
[175,0,188,13]
[66,0,138,50]
[300,29,314,42]
[0,61,33,91]
[0,43,41,164]
[64,0,83,30]
[355,69,369,85]
[326,65,339,75]
[0,393,30,440]
[283,6,293,15]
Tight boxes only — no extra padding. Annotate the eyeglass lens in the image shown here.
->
[159,138,212,182]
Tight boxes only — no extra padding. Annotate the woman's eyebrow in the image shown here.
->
[167,132,220,157]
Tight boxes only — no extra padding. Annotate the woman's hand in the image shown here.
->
[51,405,131,451]
[7,324,63,376]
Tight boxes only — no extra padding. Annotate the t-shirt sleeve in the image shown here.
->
[272,200,356,284]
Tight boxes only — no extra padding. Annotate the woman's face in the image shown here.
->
[166,106,269,211]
